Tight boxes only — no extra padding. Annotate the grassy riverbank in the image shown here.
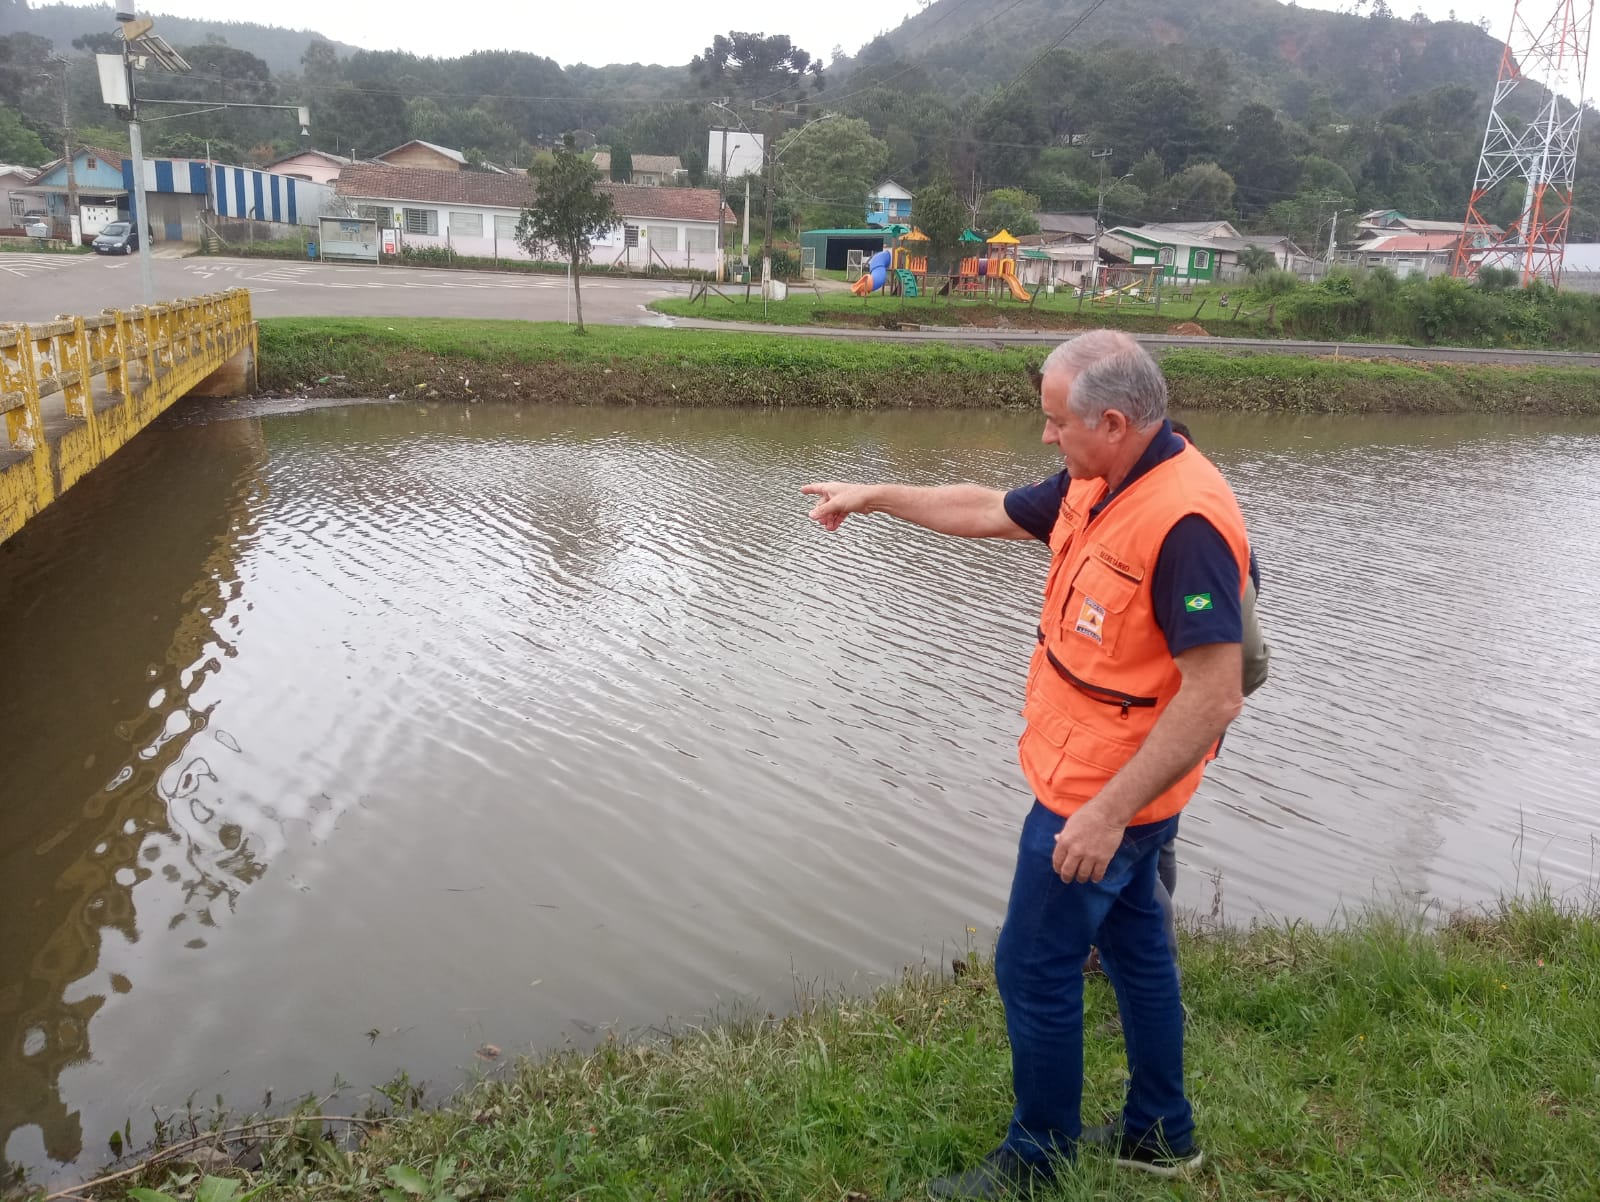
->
[27,899,1599,1202]
[255,318,1600,415]
[650,291,1275,338]
[658,270,1600,353]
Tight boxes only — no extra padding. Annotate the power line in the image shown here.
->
[992,0,1112,101]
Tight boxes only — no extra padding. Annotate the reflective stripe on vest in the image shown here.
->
[1019,442,1251,826]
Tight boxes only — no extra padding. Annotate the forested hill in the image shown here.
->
[856,0,1505,120]
[0,0,358,74]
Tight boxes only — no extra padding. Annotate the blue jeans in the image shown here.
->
[1156,836,1178,964]
[996,801,1194,1167]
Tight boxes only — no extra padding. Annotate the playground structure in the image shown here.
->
[1089,265,1164,305]
[850,226,931,297]
[850,226,1033,301]
[944,229,1031,301]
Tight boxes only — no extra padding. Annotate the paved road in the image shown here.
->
[0,253,685,326]
[5,254,1599,369]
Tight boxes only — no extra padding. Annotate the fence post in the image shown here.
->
[12,324,51,509]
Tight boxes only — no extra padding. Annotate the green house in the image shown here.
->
[1106,226,1222,282]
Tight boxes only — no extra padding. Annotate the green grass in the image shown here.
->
[253,318,1600,415]
[0,238,92,254]
[39,899,1600,1201]
[655,287,1268,336]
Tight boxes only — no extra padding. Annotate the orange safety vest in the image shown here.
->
[1019,440,1251,827]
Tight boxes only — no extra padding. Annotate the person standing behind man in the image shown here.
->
[801,330,1253,1198]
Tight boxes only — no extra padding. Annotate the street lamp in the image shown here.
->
[40,58,80,243]
[97,5,191,305]
[757,109,838,297]
[1087,154,1132,296]
[711,100,757,280]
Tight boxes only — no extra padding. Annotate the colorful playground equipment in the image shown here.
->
[850,226,931,297]
[850,225,1034,302]
[943,229,1030,300]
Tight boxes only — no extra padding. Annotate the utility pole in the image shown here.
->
[121,23,157,306]
[46,57,80,243]
[1087,147,1114,294]
[756,104,778,296]
[717,127,729,283]
[1326,205,1343,264]
[742,176,751,274]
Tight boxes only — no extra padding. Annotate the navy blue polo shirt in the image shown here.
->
[1003,421,1256,656]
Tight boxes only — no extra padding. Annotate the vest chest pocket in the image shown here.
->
[1059,552,1141,657]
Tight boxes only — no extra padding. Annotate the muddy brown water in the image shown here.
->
[3,400,1599,1182]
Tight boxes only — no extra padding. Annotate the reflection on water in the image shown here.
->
[2,402,1598,1185]
[0,418,268,1167]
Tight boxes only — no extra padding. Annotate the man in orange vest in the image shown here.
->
[801,330,1252,1197]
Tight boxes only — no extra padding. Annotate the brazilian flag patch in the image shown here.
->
[1184,593,1214,612]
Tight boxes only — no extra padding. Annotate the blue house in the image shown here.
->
[17,146,129,239]
[866,179,914,228]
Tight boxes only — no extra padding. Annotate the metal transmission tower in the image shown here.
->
[1452,0,1594,286]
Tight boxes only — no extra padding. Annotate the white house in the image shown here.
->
[1018,243,1098,290]
[1357,209,1502,241]
[2,163,38,232]
[334,164,733,271]
[1338,232,1462,278]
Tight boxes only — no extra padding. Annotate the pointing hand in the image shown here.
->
[800,482,874,532]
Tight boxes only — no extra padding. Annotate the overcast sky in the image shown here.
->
[122,0,1506,67]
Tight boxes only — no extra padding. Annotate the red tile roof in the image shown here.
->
[1365,233,1460,252]
[335,164,732,223]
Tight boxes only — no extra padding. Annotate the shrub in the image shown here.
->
[1249,269,1300,298]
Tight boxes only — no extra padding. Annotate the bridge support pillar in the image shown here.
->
[187,324,258,398]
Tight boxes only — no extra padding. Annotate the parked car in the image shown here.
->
[92,221,140,254]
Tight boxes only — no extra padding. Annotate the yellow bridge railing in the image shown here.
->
[0,289,255,545]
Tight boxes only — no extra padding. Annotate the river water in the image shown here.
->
[3,400,1598,1181]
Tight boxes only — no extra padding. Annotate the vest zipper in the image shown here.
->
[1037,627,1158,719]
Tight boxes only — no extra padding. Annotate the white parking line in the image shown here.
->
[0,254,98,278]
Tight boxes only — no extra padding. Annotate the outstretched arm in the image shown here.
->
[800,482,1034,539]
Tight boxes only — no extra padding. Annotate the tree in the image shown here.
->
[0,106,49,166]
[406,97,447,142]
[608,141,633,183]
[1155,162,1236,221]
[976,188,1041,236]
[1129,150,1166,197]
[774,116,887,229]
[690,32,822,99]
[1238,245,1278,276]
[517,134,619,334]
[691,32,823,270]
[913,174,966,286]
[71,32,123,54]
[682,147,706,187]
[1222,103,1301,212]
[1100,72,1220,173]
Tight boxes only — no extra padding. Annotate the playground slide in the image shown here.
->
[851,248,894,297]
[1004,275,1031,301]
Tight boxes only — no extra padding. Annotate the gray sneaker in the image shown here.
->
[927,1147,1049,1200]
[1080,1123,1204,1178]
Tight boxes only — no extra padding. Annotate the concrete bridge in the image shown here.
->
[0,289,256,545]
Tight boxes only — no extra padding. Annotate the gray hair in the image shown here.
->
[1040,330,1168,429]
